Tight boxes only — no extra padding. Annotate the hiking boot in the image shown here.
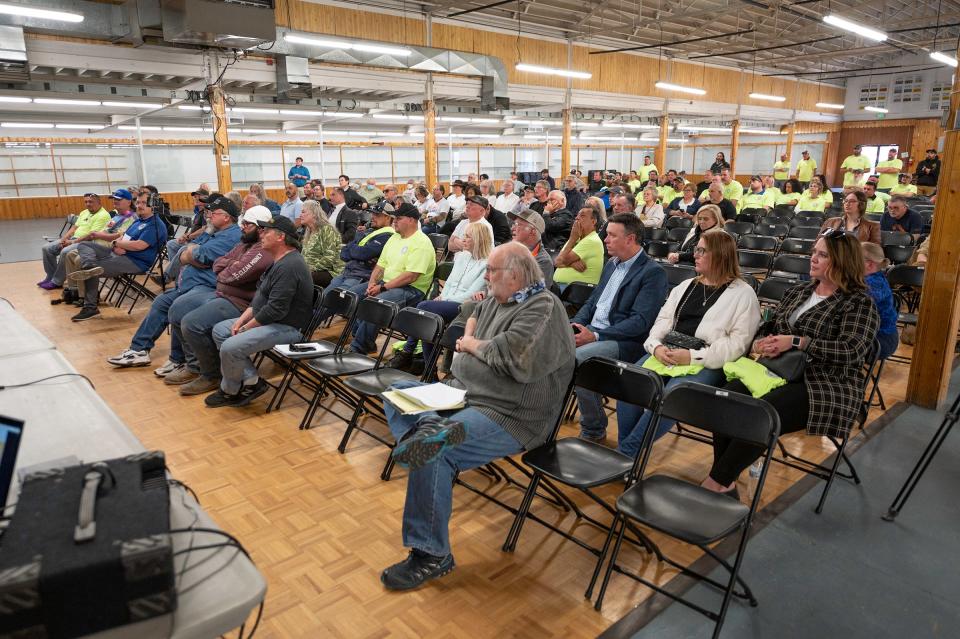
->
[180,376,221,396]
[385,350,414,371]
[164,366,199,385]
[71,307,101,322]
[381,550,455,591]
[107,349,151,367]
[67,266,104,282]
[391,416,466,470]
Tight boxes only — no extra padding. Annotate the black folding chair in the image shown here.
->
[667,226,690,243]
[560,282,596,315]
[427,260,455,299]
[428,233,449,261]
[756,276,798,307]
[503,358,665,571]
[881,231,913,247]
[753,223,789,239]
[734,212,759,225]
[664,216,693,230]
[725,221,755,236]
[737,250,773,276]
[337,307,445,456]
[778,238,815,256]
[769,254,811,279]
[662,263,697,288]
[791,213,824,227]
[883,244,914,265]
[740,273,759,292]
[887,265,924,364]
[786,225,822,240]
[763,214,790,226]
[297,297,399,430]
[645,241,678,261]
[737,234,778,253]
[739,208,766,221]
[647,228,670,242]
[589,382,780,639]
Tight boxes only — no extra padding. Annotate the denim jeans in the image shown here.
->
[317,273,366,322]
[43,241,79,285]
[74,242,143,309]
[616,353,726,458]
[129,285,214,355]
[349,286,425,353]
[181,297,243,378]
[212,319,301,394]
[573,332,622,438]
[167,288,218,366]
[384,380,522,556]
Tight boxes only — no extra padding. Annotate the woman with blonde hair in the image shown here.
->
[300,199,344,286]
[668,203,724,264]
[794,177,833,212]
[617,229,761,457]
[862,242,900,359]
[639,186,665,228]
[387,222,492,372]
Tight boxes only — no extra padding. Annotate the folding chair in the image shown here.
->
[786,225,822,240]
[502,358,665,568]
[103,247,166,314]
[645,241,678,261]
[667,226,690,243]
[589,382,780,639]
[297,297,399,430]
[664,217,693,230]
[428,233,448,262]
[560,282,596,315]
[724,221,755,236]
[887,264,924,365]
[778,238,815,256]
[647,228,670,242]
[769,254,811,279]
[662,263,697,289]
[734,212,759,225]
[737,234,778,253]
[427,260,455,300]
[881,231,913,247]
[763,214,790,226]
[737,250,773,276]
[883,244,914,265]
[756,276,799,307]
[738,208,766,221]
[753,223,789,239]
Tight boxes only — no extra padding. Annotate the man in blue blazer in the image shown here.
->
[570,213,668,443]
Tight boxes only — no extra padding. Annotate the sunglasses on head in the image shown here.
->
[820,227,851,241]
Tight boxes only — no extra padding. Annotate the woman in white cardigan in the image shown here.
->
[616,229,761,457]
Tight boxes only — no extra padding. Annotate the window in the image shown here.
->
[892,75,923,104]
[858,83,888,107]
[930,82,951,111]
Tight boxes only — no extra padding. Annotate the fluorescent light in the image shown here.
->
[931,51,958,68]
[34,98,101,106]
[0,3,83,22]
[230,107,279,114]
[372,113,422,121]
[667,138,688,143]
[0,96,31,103]
[470,117,502,123]
[816,102,844,109]
[600,121,661,130]
[655,81,706,96]
[580,135,639,141]
[522,135,562,141]
[506,119,563,127]
[749,93,786,102]
[238,128,278,134]
[438,133,500,139]
[325,112,365,118]
[515,63,592,80]
[163,127,209,132]
[1,122,54,128]
[740,128,786,134]
[284,129,316,134]
[118,125,161,131]
[101,101,164,109]
[864,105,889,113]
[283,34,410,57]
[55,124,105,129]
[438,116,473,123]
[683,125,732,133]
[178,105,208,111]
[572,122,599,128]
[823,14,887,42]
[278,109,326,117]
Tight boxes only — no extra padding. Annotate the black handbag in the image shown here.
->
[663,330,707,351]
[758,349,807,382]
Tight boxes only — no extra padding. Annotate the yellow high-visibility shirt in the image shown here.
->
[840,154,872,187]
[638,164,658,181]
[866,196,886,214]
[796,158,817,182]
[875,158,903,190]
[773,161,790,180]
[740,190,776,211]
[890,183,918,196]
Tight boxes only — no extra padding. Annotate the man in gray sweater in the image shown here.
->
[205,215,314,408]
[380,242,576,591]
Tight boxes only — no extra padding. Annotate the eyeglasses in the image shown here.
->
[693,247,708,256]
[486,266,509,273]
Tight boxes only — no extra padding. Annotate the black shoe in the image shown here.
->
[150,274,167,287]
[381,549,455,591]
[391,416,466,470]
[386,350,414,371]
[71,307,101,322]
[204,389,237,408]
[204,379,269,408]
[408,356,425,377]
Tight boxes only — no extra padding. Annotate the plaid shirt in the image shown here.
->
[763,281,879,437]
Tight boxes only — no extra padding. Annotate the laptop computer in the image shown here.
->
[0,415,24,508]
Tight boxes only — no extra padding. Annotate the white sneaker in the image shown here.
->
[106,349,151,368]
[153,359,181,377]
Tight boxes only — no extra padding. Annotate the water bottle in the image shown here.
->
[749,458,763,478]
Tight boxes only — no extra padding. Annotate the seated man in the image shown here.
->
[102,195,241,366]
[161,188,211,284]
[348,203,436,354]
[325,205,397,297]
[569,214,668,442]
[64,192,167,321]
[78,189,138,248]
[880,196,924,238]
[206,215,314,408]
[175,206,275,395]
[39,192,111,290]
[380,243,576,590]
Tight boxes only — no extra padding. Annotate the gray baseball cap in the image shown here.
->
[508,208,545,235]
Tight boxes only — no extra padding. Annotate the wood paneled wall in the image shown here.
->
[274,0,845,111]
[829,118,944,181]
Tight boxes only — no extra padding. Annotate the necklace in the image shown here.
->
[700,281,724,307]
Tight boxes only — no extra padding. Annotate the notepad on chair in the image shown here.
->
[382,383,466,415]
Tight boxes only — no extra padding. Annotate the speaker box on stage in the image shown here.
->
[0,451,176,638]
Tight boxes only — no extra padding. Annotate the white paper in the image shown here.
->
[395,383,466,410]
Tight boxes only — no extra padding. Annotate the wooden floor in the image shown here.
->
[0,260,912,638]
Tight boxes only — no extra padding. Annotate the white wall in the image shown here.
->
[843,53,955,121]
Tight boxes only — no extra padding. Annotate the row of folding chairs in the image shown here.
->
[97,242,167,314]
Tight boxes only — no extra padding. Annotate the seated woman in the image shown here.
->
[553,206,605,290]
[703,230,879,498]
[386,222,492,372]
[776,179,802,207]
[667,204,724,265]
[861,242,900,360]
[666,183,701,219]
[795,177,833,213]
[638,186,665,228]
[821,190,881,243]
[617,230,760,458]
[300,199,344,287]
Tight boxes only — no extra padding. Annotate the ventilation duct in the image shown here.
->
[0,26,27,83]
[160,0,276,48]
[276,55,312,100]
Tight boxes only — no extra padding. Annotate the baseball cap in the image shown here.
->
[371,201,396,217]
[466,195,489,209]
[111,188,133,201]
[452,179,466,188]
[394,202,420,220]
[256,215,298,237]
[204,195,240,219]
[240,205,272,225]
[508,208,545,235]
[191,188,210,197]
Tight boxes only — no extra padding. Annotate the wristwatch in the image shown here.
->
[792,336,803,350]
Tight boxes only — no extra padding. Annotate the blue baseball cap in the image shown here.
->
[111,188,133,201]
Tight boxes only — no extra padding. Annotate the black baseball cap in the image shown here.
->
[466,195,489,208]
[256,215,298,236]
[191,188,210,197]
[204,195,239,219]
[394,202,420,220]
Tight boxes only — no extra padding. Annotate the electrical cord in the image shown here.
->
[0,373,95,391]
[0,296,13,308]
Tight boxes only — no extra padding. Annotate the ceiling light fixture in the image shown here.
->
[739,128,786,134]
[325,112,366,119]
[278,109,327,117]
[34,98,101,106]
[118,125,161,131]
[522,134,562,141]
[54,124,105,129]
[283,34,410,57]
[682,125,732,133]
[163,127,209,132]
[822,15,887,42]
[864,105,889,113]
[0,3,83,22]
[0,96,31,103]
[748,92,786,102]
[101,101,165,109]
[238,128,278,134]
[178,105,208,111]
[515,63,592,80]
[230,107,280,114]
[655,81,706,96]
[930,51,959,68]
[1,122,54,128]
[816,102,844,109]
[506,119,563,127]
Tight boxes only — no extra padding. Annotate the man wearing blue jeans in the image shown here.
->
[104,195,241,370]
[380,243,575,591]
[322,205,396,306]
[569,214,667,443]
[205,215,314,408]
[349,203,434,354]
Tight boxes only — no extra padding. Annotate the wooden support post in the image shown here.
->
[207,83,232,192]
[906,51,960,409]
[423,99,438,187]
[561,108,572,178]
[824,129,841,187]
[656,114,669,173]
[730,119,741,178]
[785,121,796,166]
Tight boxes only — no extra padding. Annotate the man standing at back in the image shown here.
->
[773,153,791,190]
[840,144,872,188]
[569,214,667,443]
[287,157,310,198]
[796,150,817,190]
[916,148,940,196]
[874,148,903,194]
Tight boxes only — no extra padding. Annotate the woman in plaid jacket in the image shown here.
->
[704,230,879,498]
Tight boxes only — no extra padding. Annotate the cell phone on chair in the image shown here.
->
[288,343,315,353]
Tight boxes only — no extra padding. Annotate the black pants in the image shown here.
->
[311,270,333,287]
[709,379,809,486]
